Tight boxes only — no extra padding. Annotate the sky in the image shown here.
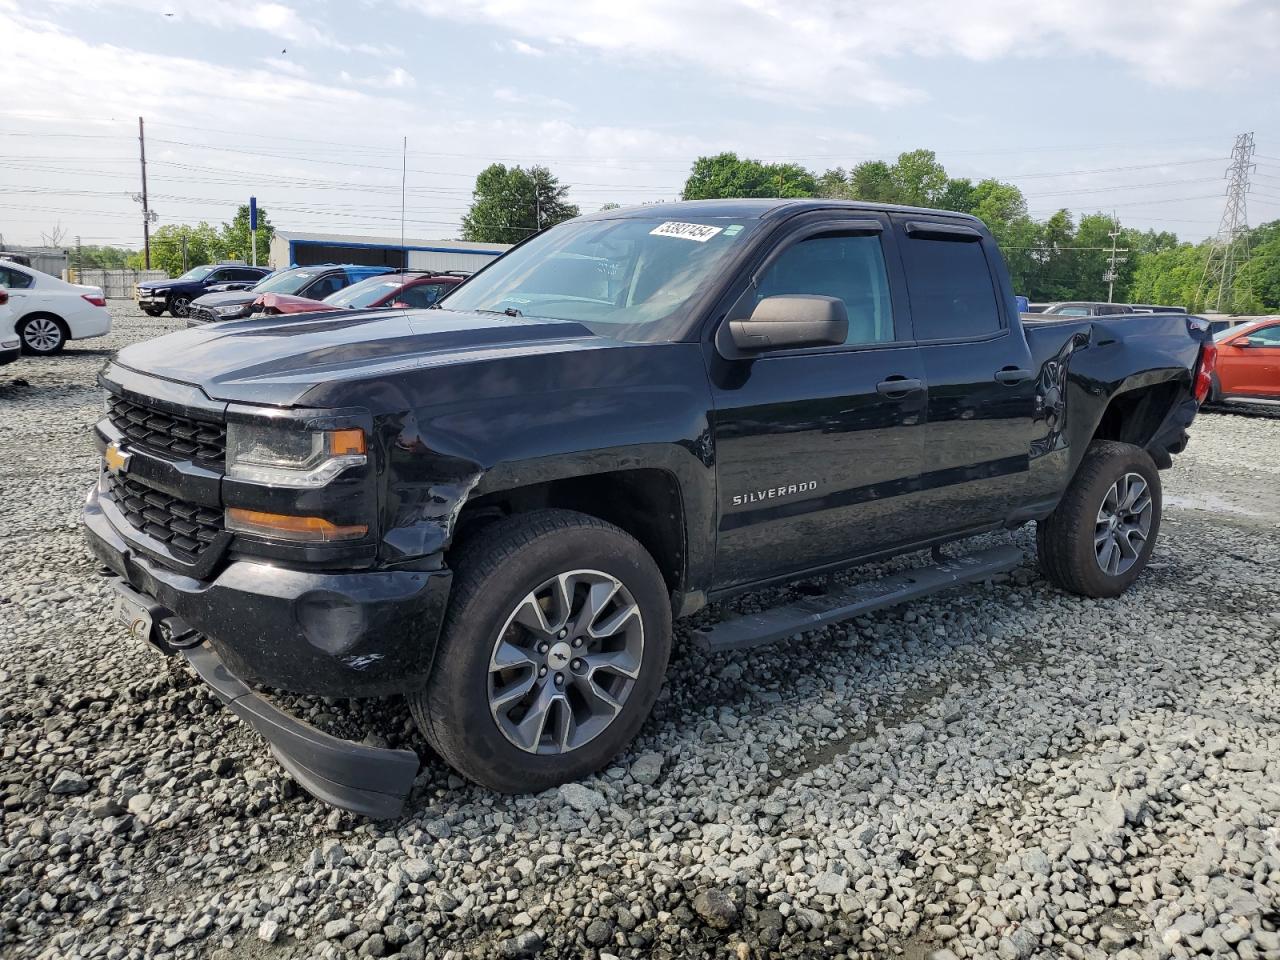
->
[2,0,1279,249]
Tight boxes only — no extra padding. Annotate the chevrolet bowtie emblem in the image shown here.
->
[104,442,132,475]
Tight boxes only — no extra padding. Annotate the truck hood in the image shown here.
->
[112,308,609,406]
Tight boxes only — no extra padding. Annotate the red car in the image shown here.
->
[1210,316,1280,404]
[251,271,467,316]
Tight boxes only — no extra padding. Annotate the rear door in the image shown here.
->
[891,215,1039,533]
[0,265,35,314]
[708,212,929,589]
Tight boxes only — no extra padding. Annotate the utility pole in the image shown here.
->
[1105,212,1128,303]
[137,117,152,269]
[400,136,407,248]
[1200,132,1256,312]
[75,236,82,283]
[181,233,188,272]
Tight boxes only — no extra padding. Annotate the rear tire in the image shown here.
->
[1037,440,1161,597]
[409,509,671,793]
[18,315,67,355]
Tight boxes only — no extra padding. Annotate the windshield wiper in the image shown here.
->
[474,307,523,318]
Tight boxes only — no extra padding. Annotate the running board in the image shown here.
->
[692,544,1023,654]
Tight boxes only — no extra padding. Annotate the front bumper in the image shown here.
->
[111,579,419,818]
[84,482,453,698]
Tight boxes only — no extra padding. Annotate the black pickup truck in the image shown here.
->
[84,200,1213,817]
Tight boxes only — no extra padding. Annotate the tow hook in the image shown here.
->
[111,578,200,654]
[157,616,202,651]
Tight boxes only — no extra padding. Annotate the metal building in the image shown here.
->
[269,231,510,273]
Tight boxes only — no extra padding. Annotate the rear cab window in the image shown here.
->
[897,220,1003,341]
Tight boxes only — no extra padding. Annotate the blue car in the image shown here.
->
[185,264,397,326]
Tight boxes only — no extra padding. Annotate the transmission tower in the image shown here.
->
[1199,132,1255,312]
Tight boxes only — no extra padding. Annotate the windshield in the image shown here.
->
[177,265,216,282]
[325,276,402,308]
[440,216,760,341]
[253,268,321,295]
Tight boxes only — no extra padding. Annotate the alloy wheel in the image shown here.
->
[171,297,191,317]
[487,569,644,755]
[1094,472,1153,576]
[22,317,63,353]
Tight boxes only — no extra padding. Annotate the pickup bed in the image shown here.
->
[83,199,1213,816]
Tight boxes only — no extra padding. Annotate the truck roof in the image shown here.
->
[585,198,986,223]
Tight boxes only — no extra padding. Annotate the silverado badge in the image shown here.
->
[104,442,132,476]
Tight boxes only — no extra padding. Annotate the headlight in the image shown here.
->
[226,422,366,488]
[214,304,246,317]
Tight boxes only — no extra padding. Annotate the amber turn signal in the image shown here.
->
[225,508,368,543]
[328,428,366,457]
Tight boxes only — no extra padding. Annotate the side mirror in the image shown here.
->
[726,295,848,353]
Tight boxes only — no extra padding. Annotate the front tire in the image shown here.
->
[168,295,191,317]
[410,509,672,792]
[1037,440,1161,597]
[142,305,165,317]
[19,315,67,355]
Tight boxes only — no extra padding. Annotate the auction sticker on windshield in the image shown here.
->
[650,221,724,242]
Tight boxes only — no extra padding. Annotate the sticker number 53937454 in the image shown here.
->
[649,221,723,243]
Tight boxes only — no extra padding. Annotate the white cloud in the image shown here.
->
[493,87,574,112]
[402,0,1280,105]
[508,39,546,57]
[46,0,401,55]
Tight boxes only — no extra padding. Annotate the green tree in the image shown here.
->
[890,149,949,207]
[681,152,817,200]
[146,222,224,277]
[1236,234,1280,310]
[461,164,579,243]
[847,160,900,203]
[1128,243,1211,311]
[937,177,977,214]
[815,167,851,199]
[220,203,275,267]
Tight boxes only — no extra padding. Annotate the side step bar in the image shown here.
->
[692,544,1023,654]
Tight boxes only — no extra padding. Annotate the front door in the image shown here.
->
[708,215,928,590]
[1220,322,1280,399]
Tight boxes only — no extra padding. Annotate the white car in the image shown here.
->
[0,287,18,366]
[0,259,112,355]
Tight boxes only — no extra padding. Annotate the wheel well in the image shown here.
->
[452,469,686,593]
[1090,382,1181,449]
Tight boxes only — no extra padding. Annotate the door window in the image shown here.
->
[0,266,35,288]
[396,284,447,308]
[1245,324,1280,346]
[304,273,348,300]
[900,234,1003,340]
[751,234,894,345]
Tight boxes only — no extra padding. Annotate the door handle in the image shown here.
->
[876,377,924,396]
[994,368,1033,384]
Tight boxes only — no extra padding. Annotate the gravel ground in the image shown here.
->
[2,303,1279,960]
